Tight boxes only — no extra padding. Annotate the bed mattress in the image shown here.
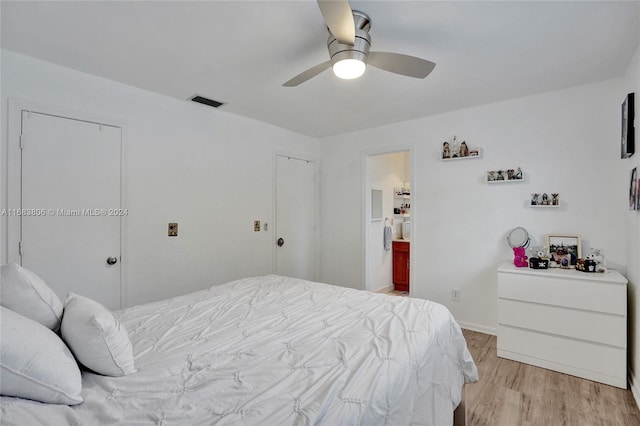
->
[0,275,477,425]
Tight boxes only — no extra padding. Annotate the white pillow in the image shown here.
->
[61,293,137,377]
[0,263,63,331]
[0,306,83,405]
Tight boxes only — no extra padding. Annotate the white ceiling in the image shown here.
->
[2,1,639,138]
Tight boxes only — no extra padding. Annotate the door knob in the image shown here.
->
[106,256,118,265]
[277,238,285,247]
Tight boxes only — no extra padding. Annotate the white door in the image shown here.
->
[275,155,317,281]
[20,111,122,309]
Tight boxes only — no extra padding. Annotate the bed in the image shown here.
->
[0,274,477,425]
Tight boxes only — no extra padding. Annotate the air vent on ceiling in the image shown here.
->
[190,95,225,108]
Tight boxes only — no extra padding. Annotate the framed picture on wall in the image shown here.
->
[547,235,581,268]
[621,92,635,159]
[631,167,638,211]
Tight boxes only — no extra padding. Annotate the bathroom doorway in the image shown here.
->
[364,149,412,294]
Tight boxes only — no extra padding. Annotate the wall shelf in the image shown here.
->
[484,172,525,183]
[441,153,482,162]
[486,175,525,184]
[486,168,524,182]
[530,193,560,206]
[530,204,560,208]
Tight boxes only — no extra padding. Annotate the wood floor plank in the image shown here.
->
[462,329,640,426]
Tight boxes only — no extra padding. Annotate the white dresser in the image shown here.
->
[497,262,628,388]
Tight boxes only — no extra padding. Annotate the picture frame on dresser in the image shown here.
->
[547,235,580,267]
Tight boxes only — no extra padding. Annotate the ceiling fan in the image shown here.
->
[283,0,436,87]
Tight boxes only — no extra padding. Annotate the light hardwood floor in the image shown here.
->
[462,329,640,426]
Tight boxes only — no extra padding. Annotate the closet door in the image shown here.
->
[20,111,123,309]
[275,154,317,281]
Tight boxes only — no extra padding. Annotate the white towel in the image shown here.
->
[384,225,392,251]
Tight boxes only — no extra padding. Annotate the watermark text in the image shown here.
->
[1,208,128,217]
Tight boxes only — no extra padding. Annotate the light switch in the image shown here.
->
[168,223,178,237]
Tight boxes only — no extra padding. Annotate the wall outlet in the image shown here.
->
[451,289,460,301]
[168,223,178,237]
[254,220,261,232]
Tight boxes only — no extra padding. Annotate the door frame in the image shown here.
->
[362,146,414,295]
[6,98,128,307]
[272,152,320,281]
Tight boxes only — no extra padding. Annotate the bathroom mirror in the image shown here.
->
[371,189,383,220]
[507,227,530,248]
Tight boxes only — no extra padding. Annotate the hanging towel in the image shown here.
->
[384,223,392,251]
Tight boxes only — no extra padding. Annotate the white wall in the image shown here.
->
[1,46,635,344]
[623,36,640,399]
[320,78,628,334]
[366,152,407,292]
[1,49,320,307]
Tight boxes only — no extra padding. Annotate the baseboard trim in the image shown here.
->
[458,321,497,336]
[630,369,640,410]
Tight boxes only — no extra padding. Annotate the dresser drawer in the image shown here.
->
[498,272,626,315]
[498,325,626,388]
[498,299,626,347]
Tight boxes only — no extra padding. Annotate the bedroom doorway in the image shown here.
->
[364,150,412,294]
[274,154,318,281]
[9,106,123,309]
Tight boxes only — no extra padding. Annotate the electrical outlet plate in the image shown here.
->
[451,289,460,301]
[168,223,178,237]
[254,220,261,232]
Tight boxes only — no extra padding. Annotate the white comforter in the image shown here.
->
[1,275,477,425]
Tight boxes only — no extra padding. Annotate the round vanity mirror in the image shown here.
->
[507,227,530,248]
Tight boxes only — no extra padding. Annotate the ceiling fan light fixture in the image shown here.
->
[282,6,435,87]
[332,58,366,79]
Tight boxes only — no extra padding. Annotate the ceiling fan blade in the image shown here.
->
[367,52,436,79]
[317,0,355,45]
[283,61,331,87]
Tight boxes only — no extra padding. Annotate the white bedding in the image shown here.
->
[0,275,477,425]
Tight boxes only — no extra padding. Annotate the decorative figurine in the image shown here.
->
[531,193,539,205]
[586,248,607,273]
[514,167,523,179]
[542,193,549,205]
[507,169,514,180]
[488,171,496,181]
[513,246,529,268]
[442,141,450,159]
[451,136,459,158]
[528,246,549,269]
[497,170,505,180]
[551,193,559,205]
[460,141,469,157]
[527,245,548,259]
